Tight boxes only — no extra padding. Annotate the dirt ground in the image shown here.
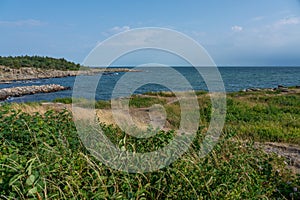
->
[257,142,300,174]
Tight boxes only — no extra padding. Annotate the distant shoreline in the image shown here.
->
[0,66,140,83]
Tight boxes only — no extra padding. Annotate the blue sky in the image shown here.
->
[0,0,300,66]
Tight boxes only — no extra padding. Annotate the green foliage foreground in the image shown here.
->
[0,104,299,199]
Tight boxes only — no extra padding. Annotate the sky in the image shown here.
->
[0,0,300,66]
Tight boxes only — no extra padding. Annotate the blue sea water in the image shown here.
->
[1,67,300,103]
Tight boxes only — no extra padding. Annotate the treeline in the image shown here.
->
[0,55,82,71]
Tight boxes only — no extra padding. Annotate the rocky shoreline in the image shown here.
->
[0,66,138,83]
[242,85,300,93]
[0,84,70,101]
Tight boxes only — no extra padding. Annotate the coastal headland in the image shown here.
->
[0,65,138,83]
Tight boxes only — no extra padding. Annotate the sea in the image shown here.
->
[1,67,300,103]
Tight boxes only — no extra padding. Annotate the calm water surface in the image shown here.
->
[1,67,299,103]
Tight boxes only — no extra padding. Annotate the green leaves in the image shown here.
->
[0,101,299,199]
[25,175,35,186]
[27,187,37,196]
[9,174,24,186]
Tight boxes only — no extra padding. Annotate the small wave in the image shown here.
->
[103,72,120,76]
[5,96,15,101]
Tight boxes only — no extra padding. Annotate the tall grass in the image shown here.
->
[1,100,299,199]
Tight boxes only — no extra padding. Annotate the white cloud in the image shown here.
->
[0,19,43,27]
[110,26,131,33]
[226,15,300,51]
[102,26,131,36]
[276,17,300,26]
[251,16,264,22]
[231,25,243,32]
[190,31,206,37]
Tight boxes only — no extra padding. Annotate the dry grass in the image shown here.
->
[9,102,69,115]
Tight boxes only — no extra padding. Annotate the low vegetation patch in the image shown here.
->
[53,98,111,109]
[129,95,167,108]
[0,105,299,199]
[1,90,299,199]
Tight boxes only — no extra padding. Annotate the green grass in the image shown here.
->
[53,97,111,109]
[54,96,168,110]
[0,105,299,199]
[129,95,166,108]
[1,91,300,199]
[54,92,300,144]
[225,94,300,144]
[53,97,73,104]
[143,91,176,97]
[143,90,208,97]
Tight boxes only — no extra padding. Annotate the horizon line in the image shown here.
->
[92,65,300,68]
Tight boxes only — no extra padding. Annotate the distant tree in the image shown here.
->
[0,55,83,70]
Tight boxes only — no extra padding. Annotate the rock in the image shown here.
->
[0,84,70,101]
[0,91,8,101]
[277,86,289,92]
[280,88,289,92]
[273,85,289,92]
[0,65,138,83]
[246,88,261,92]
[278,85,285,88]
[265,88,275,92]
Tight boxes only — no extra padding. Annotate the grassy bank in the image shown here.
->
[54,90,300,144]
[0,89,300,199]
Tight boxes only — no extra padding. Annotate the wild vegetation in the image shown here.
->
[0,56,82,71]
[0,90,300,199]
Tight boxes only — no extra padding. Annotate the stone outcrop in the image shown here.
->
[242,85,291,93]
[0,84,70,101]
[277,85,289,92]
